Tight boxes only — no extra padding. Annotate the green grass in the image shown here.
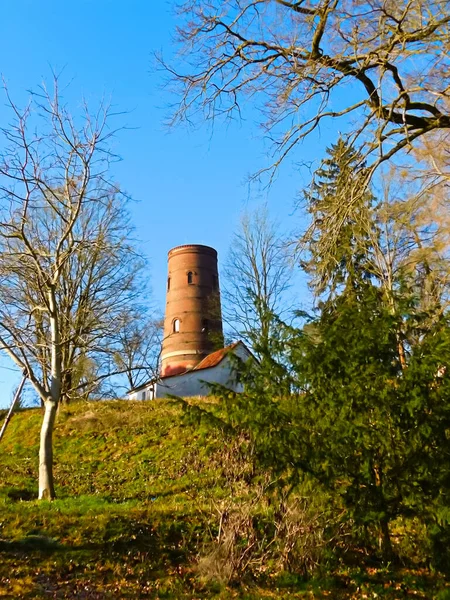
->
[0,400,448,598]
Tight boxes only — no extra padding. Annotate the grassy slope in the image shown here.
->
[0,400,448,599]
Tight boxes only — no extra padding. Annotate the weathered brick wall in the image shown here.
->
[161,244,224,377]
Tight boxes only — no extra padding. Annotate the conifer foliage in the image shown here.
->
[294,281,450,561]
[204,138,450,568]
[301,138,375,299]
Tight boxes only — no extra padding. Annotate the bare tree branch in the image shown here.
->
[223,204,293,353]
[164,0,450,177]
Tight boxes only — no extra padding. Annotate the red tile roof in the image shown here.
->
[193,342,241,371]
[128,341,250,390]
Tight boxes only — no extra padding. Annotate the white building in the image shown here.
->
[127,341,252,400]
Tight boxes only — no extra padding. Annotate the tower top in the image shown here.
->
[168,244,217,257]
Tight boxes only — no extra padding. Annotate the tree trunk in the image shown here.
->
[372,462,395,562]
[39,287,61,500]
[38,400,57,500]
[379,517,394,563]
[0,375,26,443]
[60,369,72,405]
[397,337,407,370]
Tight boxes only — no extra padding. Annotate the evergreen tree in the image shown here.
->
[213,280,450,562]
[301,138,375,299]
[191,138,450,567]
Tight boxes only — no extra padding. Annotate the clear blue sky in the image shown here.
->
[0,0,339,406]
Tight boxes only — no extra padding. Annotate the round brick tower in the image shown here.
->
[161,244,224,377]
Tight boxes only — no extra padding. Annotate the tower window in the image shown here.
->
[173,318,180,333]
[202,319,209,333]
[167,277,170,291]
[212,275,218,289]
[187,271,194,284]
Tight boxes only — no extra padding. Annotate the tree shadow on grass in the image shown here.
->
[5,487,37,501]
[0,535,61,552]
[0,513,199,599]
[2,513,446,599]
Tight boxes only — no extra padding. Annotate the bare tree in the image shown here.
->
[0,80,147,499]
[113,313,163,392]
[166,0,450,177]
[371,168,450,329]
[223,205,293,353]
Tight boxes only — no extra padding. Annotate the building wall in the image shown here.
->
[156,342,250,398]
[154,356,238,398]
[127,343,251,400]
[127,386,155,401]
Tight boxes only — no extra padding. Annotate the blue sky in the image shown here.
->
[0,0,340,406]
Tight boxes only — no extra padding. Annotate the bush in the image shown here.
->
[197,487,344,584]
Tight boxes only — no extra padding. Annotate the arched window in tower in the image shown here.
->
[173,318,180,333]
[167,277,171,291]
[202,319,209,333]
[187,271,194,285]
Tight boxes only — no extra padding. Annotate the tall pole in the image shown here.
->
[0,374,27,443]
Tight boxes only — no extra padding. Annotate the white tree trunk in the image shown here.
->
[39,289,61,500]
[38,399,57,500]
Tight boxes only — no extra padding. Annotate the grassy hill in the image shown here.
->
[0,400,449,599]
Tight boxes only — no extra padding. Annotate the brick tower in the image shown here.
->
[161,244,224,377]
